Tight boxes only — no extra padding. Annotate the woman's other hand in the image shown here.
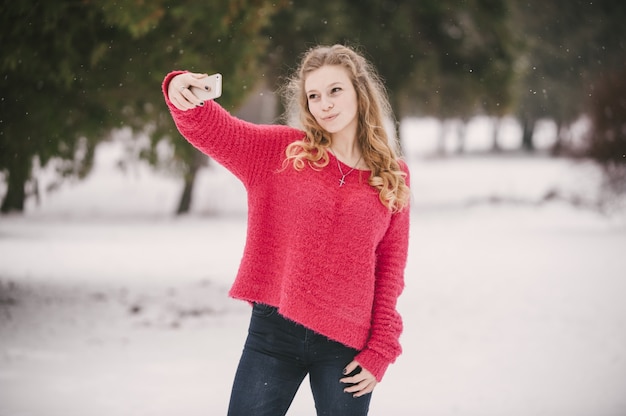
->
[167,72,211,111]
[340,360,378,397]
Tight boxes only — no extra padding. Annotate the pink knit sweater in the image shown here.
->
[163,72,410,381]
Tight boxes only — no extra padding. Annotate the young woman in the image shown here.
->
[163,44,410,416]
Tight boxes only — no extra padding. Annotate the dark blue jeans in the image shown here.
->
[227,303,372,416]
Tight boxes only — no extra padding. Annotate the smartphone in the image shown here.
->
[190,73,222,101]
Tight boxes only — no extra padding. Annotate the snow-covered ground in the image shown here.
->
[1,117,625,416]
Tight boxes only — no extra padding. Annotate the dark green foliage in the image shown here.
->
[1,2,111,211]
[2,0,625,214]
[0,0,287,213]
[263,0,517,121]
[510,0,626,152]
[586,69,626,166]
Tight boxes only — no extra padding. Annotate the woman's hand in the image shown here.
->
[167,72,211,111]
[340,360,378,397]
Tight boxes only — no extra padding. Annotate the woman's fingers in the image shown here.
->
[190,72,209,80]
[172,93,195,111]
[343,378,377,397]
[167,72,209,111]
[340,360,378,397]
[342,360,360,375]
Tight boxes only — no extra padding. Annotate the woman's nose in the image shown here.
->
[321,96,334,110]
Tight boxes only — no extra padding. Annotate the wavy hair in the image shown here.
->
[281,44,410,212]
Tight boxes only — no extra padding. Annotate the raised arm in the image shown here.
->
[162,71,303,187]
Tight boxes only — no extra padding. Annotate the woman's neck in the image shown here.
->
[329,138,365,169]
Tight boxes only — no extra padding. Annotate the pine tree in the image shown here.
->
[0,0,287,213]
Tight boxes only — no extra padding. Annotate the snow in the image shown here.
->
[1,118,625,416]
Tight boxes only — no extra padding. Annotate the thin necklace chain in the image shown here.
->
[333,151,362,187]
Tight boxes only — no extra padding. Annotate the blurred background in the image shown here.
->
[1,1,626,416]
[0,0,625,213]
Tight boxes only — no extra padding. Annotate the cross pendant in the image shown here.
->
[339,176,346,186]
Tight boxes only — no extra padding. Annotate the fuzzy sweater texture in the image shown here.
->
[163,72,410,381]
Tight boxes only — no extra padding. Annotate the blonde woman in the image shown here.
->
[164,44,410,416]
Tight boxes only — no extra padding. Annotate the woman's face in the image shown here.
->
[304,65,358,142]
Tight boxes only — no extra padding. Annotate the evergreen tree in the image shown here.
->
[0,0,287,213]
[583,0,626,191]
[510,0,626,153]
[263,0,516,153]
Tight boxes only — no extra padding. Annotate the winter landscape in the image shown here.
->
[1,117,625,416]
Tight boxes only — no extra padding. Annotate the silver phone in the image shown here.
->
[190,73,222,101]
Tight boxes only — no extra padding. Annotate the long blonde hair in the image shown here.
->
[282,44,410,212]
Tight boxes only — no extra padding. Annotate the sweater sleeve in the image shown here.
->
[355,162,411,381]
[162,71,303,187]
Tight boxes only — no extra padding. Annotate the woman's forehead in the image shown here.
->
[304,65,351,91]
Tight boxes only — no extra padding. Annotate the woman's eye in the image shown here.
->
[331,87,342,94]
[308,93,318,100]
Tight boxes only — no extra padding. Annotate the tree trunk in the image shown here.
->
[393,119,404,156]
[456,121,467,154]
[437,120,449,156]
[491,117,501,152]
[1,157,31,213]
[389,94,404,156]
[521,116,536,152]
[551,119,565,156]
[175,151,206,215]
